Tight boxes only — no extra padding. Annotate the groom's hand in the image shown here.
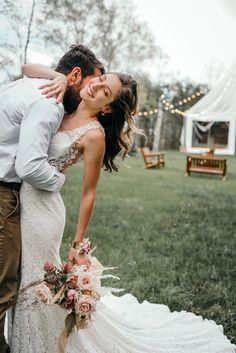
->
[68,247,91,268]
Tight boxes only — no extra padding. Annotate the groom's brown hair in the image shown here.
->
[55,44,105,78]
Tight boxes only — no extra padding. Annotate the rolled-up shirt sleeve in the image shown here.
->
[15,98,65,192]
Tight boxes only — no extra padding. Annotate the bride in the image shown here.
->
[8,66,235,353]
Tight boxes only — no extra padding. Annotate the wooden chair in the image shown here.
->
[186,154,227,180]
[140,147,165,169]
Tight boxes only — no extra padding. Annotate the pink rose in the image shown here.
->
[37,285,52,304]
[78,275,92,289]
[61,262,73,274]
[64,301,74,311]
[67,289,76,301]
[82,276,91,285]
[66,275,78,289]
[75,295,96,315]
[81,239,91,254]
[43,261,54,272]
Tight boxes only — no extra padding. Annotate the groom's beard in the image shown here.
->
[63,86,82,114]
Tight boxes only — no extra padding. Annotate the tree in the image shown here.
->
[38,0,160,74]
[134,77,209,151]
[134,74,163,148]
[90,0,158,72]
[0,0,37,82]
[38,0,100,53]
[0,0,166,86]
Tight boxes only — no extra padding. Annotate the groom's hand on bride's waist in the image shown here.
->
[68,247,91,268]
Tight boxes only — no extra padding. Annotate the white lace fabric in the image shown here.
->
[48,121,105,172]
[8,121,236,353]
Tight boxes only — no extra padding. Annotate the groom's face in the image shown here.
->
[63,66,102,114]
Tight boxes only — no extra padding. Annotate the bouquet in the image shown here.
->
[37,239,121,336]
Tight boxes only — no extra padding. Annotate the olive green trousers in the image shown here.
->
[0,185,21,353]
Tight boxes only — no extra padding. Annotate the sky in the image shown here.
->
[134,0,236,85]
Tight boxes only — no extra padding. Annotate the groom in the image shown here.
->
[0,44,104,353]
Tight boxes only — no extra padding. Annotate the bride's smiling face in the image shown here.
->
[80,73,122,111]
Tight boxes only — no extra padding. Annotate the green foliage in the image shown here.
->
[135,78,209,150]
[61,151,236,344]
[137,76,208,114]
[65,311,76,336]
[135,73,163,112]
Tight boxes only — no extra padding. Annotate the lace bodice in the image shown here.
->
[48,121,104,171]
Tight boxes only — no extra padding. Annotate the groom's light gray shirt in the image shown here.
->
[0,77,65,192]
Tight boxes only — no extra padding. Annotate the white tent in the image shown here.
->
[180,65,236,155]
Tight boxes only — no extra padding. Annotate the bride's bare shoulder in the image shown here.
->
[82,127,105,148]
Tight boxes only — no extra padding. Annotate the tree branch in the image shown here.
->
[24,0,36,64]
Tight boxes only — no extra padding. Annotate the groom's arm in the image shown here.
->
[15,98,65,192]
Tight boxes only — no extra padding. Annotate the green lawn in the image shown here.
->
[61,151,236,344]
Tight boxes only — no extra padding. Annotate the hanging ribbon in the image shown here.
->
[58,328,68,353]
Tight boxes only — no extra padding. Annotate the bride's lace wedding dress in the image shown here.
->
[8,121,235,353]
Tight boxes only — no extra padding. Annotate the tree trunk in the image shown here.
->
[24,0,36,64]
[152,101,163,151]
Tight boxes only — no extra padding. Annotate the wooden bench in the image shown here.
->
[186,154,227,180]
[140,147,165,169]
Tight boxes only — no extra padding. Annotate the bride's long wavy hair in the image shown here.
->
[97,73,140,172]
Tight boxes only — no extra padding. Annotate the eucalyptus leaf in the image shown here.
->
[65,312,76,336]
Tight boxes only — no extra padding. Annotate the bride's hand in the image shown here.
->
[68,248,91,268]
[39,73,67,103]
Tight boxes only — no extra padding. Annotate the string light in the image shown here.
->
[137,88,207,118]
[159,88,207,117]
[138,109,160,117]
